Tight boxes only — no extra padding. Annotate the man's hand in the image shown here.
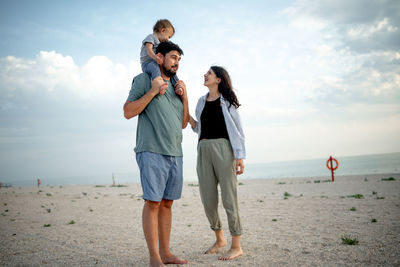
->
[235,159,244,175]
[174,80,186,98]
[151,77,168,96]
[176,80,189,129]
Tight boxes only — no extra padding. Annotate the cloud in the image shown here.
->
[0,51,141,179]
[0,51,140,100]
[278,0,400,109]
[0,51,142,147]
[287,0,400,53]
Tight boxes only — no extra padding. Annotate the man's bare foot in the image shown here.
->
[149,257,166,267]
[218,247,243,261]
[205,239,227,254]
[161,253,188,265]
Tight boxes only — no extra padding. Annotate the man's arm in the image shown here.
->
[175,80,189,128]
[123,78,167,119]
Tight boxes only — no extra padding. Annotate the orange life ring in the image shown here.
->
[326,158,339,171]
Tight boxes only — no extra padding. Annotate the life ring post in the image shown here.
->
[326,156,339,182]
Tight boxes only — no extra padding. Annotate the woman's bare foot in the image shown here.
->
[218,247,243,261]
[205,238,227,254]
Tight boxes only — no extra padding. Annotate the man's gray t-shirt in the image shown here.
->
[140,34,160,64]
[127,73,183,156]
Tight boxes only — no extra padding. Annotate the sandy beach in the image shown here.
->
[1,173,399,266]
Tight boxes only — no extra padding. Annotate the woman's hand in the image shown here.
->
[235,159,244,175]
[189,115,197,129]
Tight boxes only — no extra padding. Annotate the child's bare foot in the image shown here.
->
[152,77,168,95]
[159,82,168,95]
[175,88,183,96]
[205,239,227,254]
[218,247,243,261]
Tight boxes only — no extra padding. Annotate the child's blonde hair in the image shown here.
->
[153,19,175,34]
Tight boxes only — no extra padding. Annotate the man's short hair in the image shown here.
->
[156,41,184,56]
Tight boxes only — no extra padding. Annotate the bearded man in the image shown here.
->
[123,41,189,266]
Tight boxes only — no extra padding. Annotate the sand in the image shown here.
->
[1,173,399,266]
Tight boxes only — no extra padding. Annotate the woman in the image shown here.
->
[189,66,245,261]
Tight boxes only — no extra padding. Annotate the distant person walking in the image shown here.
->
[189,66,245,261]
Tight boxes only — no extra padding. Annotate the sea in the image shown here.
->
[2,152,399,187]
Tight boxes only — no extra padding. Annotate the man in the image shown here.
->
[123,41,189,266]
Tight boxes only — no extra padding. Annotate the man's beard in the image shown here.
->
[161,64,177,78]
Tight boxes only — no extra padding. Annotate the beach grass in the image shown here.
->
[284,192,292,197]
[347,194,364,199]
[341,236,359,245]
[381,177,396,181]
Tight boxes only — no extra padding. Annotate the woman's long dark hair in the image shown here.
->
[211,66,240,109]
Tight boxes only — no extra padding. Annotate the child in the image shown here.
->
[140,19,182,95]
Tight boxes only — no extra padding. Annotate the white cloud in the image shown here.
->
[0,51,141,102]
[288,0,400,53]
[0,51,142,179]
[347,17,399,40]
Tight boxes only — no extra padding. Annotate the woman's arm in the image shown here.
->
[229,106,245,138]
[226,104,246,160]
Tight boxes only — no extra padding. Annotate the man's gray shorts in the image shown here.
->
[136,151,183,202]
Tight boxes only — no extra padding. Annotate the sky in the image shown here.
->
[0,0,399,182]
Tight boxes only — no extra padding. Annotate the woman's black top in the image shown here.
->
[199,97,230,141]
